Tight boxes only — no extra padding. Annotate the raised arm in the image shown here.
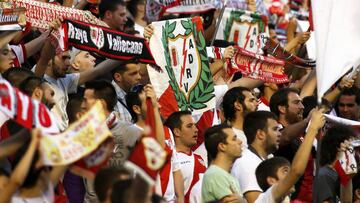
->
[0,31,20,49]
[24,31,50,59]
[0,129,30,160]
[272,108,325,202]
[323,75,354,105]
[144,84,165,148]
[0,129,40,203]
[279,116,310,146]
[78,59,125,85]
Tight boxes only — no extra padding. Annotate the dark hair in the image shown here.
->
[99,0,126,19]
[127,0,145,18]
[2,67,34,88]
[302,95,317,118]
[19,76,44,96]
[0,167,10,177]
[111,179,133,203]
[164,111,192,132]
[204,123,231,164]
[125,87,144,123]
[269,88,299,117]
[244,111,278,144]
[84,80,117,112]
[256,157,290,191]
[340,86,360,104]
[352,173,360,200]
[94,167,131,201]
[320,125,356,166]
[66,96,83,124]
[111,61,139,79]
[12,144,43,189]
[222,86,251,122]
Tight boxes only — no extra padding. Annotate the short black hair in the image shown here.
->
[2,67,34,88]
[66,96,83,124]
[244,111,278,144]
[84,80,117,112]
[204,123,231,164]
[320,125,356,166]
[222,86,251,122]
[256,157,290,191]
[127,0,145,18]
[164,111,192,132]
[340,86,360,104]
[0,167,10,177]
[19,76,44,96]
[111,179,133,203]
[269,88,299,117]
[111,61,139,79]
[99,0,126,19]
[125,88,144,123]
[94,167,131,201]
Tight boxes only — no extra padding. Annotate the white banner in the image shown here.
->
[40,101,112,166]
[313,0,360,101]
[148,17,216,118]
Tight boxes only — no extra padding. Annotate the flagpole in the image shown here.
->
[210,0,228,47]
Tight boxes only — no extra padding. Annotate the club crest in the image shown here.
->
[90,26,104,49]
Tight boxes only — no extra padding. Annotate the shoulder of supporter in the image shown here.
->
[231,149,263,193]
[254,185,276,203]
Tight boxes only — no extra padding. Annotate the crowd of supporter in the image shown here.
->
[0,0,360,203]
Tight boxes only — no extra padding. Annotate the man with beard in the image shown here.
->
[222,87,258,151]
[112,62,142,122]
[19,76,55,109]
[231,111,282,203]
[269,87,316,202]
[335,86,360,121]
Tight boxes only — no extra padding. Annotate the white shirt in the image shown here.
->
[177,152,206,194]
[155,129,180,203]
[134,23,145,37]
[44,73,80,131]
[231,148,263,194]
[255,185,291,203]
[232,127,248,151]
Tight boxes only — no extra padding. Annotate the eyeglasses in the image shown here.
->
[130,84,144,93]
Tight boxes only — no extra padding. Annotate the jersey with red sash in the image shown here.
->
[177,151,206,203]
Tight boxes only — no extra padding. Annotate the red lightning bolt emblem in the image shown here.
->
[179,38,187,87]
[243,24,253,49]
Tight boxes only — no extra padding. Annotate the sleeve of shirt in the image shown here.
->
[171,151,181,172]
[314,174,334,202]
[231,158,262,194]
[204,173,233,200]
[10,44,26,64]
[254,186,275,203]
[65,73,80,94]
[214,84,229,109]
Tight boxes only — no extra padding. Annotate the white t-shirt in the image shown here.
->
[44,73,80,131]
[189,173,204,203]
[155,129,180,203]
[11,181,54,203]
[254,185,291,203]
[134,23,145,37]
[257,101,271,111]
[254,185,276,203]
[232,127,248,151]
[231,148,263,194]
[177,151,206,202]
